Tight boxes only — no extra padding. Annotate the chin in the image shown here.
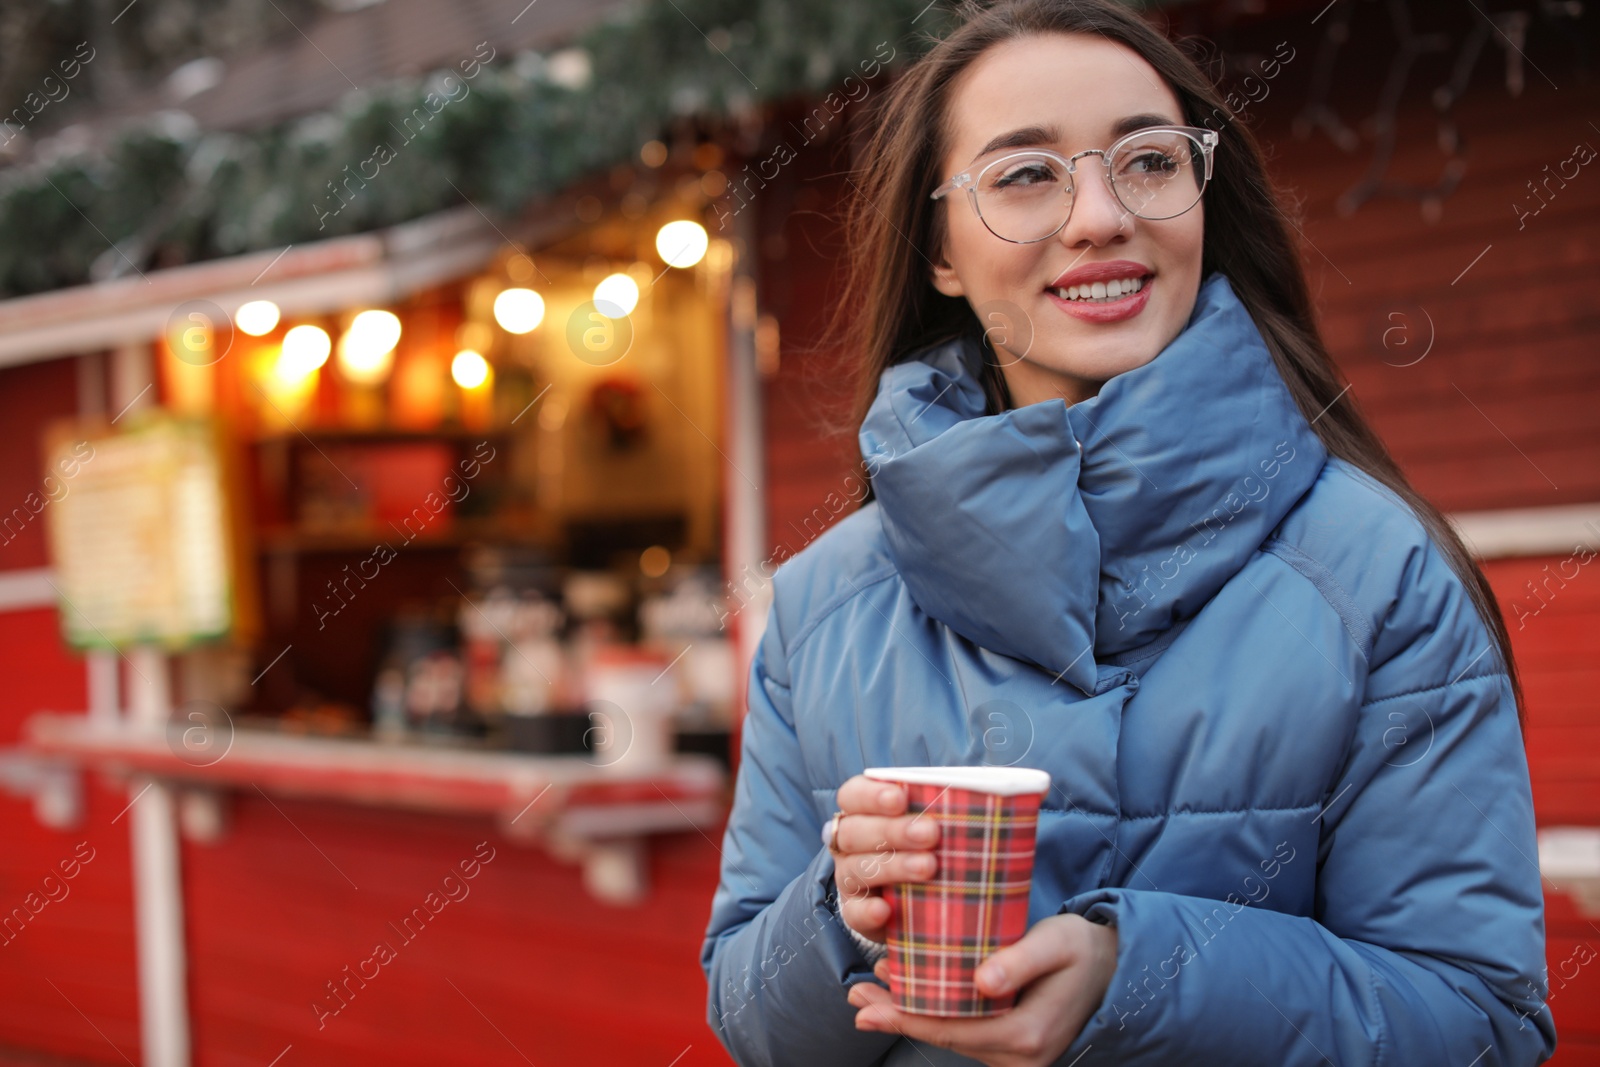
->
[1032,342,1161,384]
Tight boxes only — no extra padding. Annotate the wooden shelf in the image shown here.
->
[250,426,517,445]
[256,516,548,553]
[24,713,726,904]
[26,713,723,830]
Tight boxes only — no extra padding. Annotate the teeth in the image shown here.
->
[1054,276,1145,302]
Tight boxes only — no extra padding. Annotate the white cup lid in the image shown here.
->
[863,765,1051,797]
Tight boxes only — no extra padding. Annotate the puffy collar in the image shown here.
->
[858,271,1328,695]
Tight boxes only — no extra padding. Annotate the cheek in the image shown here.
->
[947,213,1036,298]
[1163,208,1204,269]
[947,207,994,269]
[1184,207,1206,263]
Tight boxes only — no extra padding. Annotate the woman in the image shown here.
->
[701,1,1553,1064]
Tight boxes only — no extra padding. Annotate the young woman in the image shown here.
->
[701,1,1553,1064]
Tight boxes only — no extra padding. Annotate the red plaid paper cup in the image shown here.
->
[865,766,1051,1018]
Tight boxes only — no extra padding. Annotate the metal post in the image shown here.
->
[127,645,190,1067]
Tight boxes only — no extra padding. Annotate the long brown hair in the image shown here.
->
[831,0,1524,726]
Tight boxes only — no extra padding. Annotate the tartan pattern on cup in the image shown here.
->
[883,781,1043,1017]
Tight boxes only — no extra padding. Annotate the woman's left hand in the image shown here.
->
[846,913,1118,1067]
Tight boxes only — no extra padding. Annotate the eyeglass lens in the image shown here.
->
[973,131,1207,242]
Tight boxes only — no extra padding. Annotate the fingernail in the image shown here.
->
[878,787,898,805]
[912,855,935,875]
[909,821,936,842]
[978,962,1006,991]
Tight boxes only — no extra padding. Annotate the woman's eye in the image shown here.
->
[1125,151,1180,176]
[991,163,1058,188]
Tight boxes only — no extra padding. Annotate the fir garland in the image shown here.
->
[0,0,957,299]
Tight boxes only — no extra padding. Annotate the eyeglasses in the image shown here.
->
[930,126,1219,243]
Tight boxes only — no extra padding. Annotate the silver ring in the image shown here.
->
[823,810,848,855]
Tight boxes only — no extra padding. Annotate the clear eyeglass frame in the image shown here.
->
[929,125,1221,244]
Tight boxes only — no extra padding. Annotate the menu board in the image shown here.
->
[43,416,234,650]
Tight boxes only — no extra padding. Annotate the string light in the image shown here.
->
[452,349,490,389]
[276,325,331,382]
[655,220,708,268]
[493,288,546,333]
[337,310,401,384]
[593,273,639,318]
[236,300,281,336]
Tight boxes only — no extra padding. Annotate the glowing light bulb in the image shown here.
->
[452,349,489,389]
[493,288,545,334]
[655,220,708,269]
[235,300,281,336]
[337,309,402,384]
[277,325,331,382]
[593,273,639,319]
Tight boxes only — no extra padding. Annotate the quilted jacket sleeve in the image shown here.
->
[1051,545,1556,1065]
[701,599,896,1067]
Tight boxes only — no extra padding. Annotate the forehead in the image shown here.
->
[942,33,1183,161]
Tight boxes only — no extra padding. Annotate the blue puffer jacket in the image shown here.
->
[701,272,1553,1066]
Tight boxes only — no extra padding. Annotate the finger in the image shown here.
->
[836,848,937,895]
[975,915,1079,997]
[847,981,892,1010]
[838,892,890,936]
[832,812,940,854]
[872,957,890,983]
[851,990,1018,1053]
[835,775,906,816]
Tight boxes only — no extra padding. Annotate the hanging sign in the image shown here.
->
[43,416,234,650]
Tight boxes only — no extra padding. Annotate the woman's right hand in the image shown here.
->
[830,775,942,944]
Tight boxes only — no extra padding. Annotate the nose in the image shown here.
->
[1059,157,1131,249]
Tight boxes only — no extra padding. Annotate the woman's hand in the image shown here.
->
[846,913,1119,1067]
[828,775,941,944]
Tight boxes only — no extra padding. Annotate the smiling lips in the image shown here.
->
[1044,259,1154,323]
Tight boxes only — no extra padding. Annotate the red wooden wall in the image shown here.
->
[0,357,139,1065]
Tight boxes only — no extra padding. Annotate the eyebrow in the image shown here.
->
[969,113,1180,164]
